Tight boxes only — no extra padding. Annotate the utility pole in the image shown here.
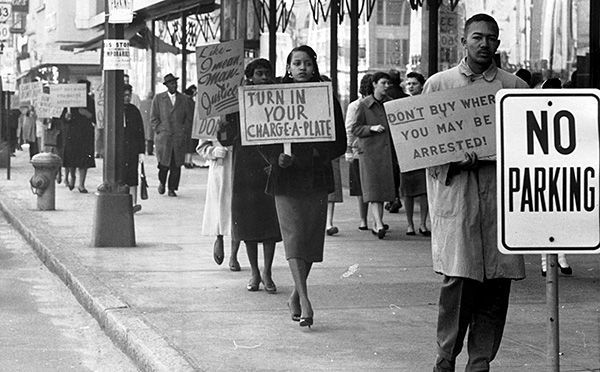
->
[92,0,134,247]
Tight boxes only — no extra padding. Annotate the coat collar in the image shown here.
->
[363,94,391,108]
[458,57,498,82]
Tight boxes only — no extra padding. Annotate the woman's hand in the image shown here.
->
[370,125,385,133]
[278,153,293,168]
[455,151,478,170]
[213,147,227,159]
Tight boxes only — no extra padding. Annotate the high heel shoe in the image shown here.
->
[287,301,300,322]
[299,317,313,328]
[262,278,277,294]
[247,277,261,292]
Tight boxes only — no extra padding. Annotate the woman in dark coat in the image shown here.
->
[351,71,397,239]
[218,58,282,293]
[262,45,346,327]
[61,79,96,193]
[123,84,146,213]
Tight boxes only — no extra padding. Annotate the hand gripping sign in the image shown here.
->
[238,82,336,153]
[386,82,502,172]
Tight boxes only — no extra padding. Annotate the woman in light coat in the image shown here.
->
[351,71,397,239]
[197,136,241,271]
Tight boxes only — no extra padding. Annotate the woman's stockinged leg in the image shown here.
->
[288,258,313,319]
[371,202,385,231]
[245,241,260,281]
[262,240,276,284]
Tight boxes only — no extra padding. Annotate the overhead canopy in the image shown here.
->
[60,22,180,54]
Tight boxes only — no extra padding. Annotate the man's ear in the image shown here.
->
[460,36,467,48]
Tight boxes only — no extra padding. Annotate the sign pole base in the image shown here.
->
[546,253,560,372]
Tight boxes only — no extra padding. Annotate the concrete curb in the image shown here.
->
[0,196,199,372]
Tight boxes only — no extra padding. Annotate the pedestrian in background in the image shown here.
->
[218,58,281,291]
[384,68,408,214]
[150,73,194,197]
[423,14,528,372]
[18,105,38,159]
[261,45,346,327]
[61,79,96,193]
[123,84,146,213]
[351,71,397,240]
[345,73,373,231]
[139,91,154,155]
[401,71,430,236]
[183,85,199,169]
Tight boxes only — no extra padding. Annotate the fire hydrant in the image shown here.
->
[30,153,62,210]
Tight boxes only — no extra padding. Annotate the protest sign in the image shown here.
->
[238,82,336,146]
[195,39,244,119]
[191,112,221,140]
[386,82,502,172]
[95,83,105,129]
[50,84,87,108]
[34,93,63,118]
[19,81,43,105]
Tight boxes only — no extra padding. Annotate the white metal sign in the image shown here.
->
[108,0,133,24]
[496,89,600,254]
[0,2,11,23]
[0,23,9,41]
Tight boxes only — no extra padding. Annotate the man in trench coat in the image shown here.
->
[423,14,528,372]
[150,73,194,196]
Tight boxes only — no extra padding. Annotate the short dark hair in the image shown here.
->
[388,69,401,85]
[515,68,532,86]
[406,72,426,86]
[359,73,373,97]
[124,83,133,93]
[371,71,391,85]
[244,58,273,79]
[464,13,499,36]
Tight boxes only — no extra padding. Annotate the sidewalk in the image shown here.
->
[0,149,598,372]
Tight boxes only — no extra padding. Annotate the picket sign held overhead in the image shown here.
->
[496,89,600,254]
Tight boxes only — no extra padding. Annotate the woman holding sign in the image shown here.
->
[261,45,346,328]
[351,71,398,239]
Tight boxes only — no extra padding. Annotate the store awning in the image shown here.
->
[60,21,180,54]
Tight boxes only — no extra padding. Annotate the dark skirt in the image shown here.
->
[275,190,328,263]
[349,159,362,196]
[400,169,427,197]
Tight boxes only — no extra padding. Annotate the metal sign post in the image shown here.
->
[496,89,600,371]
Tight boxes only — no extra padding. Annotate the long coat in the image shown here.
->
[150,91,193,168]
[423,58,528,282]
[351,95,396,202]
[123,104,146,186]
[198,139,234,237]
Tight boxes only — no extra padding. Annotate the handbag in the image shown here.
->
[140,161,149,200]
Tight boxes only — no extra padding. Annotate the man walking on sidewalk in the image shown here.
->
[150,73,194,197]
[423,13,528,372]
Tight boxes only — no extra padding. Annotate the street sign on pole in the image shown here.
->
[497,89,600,254]
[0,2,11,23]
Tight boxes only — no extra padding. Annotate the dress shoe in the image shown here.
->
[247,277,261,291]
[419,228,431,237]
[184,163,193,169]
[287,301,301,322]
[372,229,386,239]
[158,183,165,195]
[406,229,416,236]
[262,278,277,294]
[132,204,142,214]
[78,187,88,193]
[299,317,313,328]
[168,190,177,197]
[229,260,241,272]
[326,226,339,236]
[213,236,224,265]
[358,226,369,231]
[388,198,402,213]
[559,265,572,275]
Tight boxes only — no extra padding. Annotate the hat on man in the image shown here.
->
[163,73,179,85]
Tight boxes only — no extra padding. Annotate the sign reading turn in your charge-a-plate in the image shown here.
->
[496,89,600,254]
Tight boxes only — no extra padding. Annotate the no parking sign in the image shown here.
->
[496,89,600,254]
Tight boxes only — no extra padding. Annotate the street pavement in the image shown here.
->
[0,148,598,372]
